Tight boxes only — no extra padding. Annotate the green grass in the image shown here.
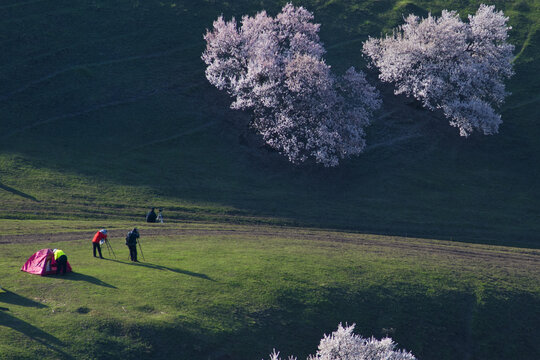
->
[1,1,539,358]
[0,0,539,246]
[1,221,539,359]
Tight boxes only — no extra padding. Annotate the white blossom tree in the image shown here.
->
[265,323,416,360]
[363,4,514,137]
[202,3,381,167]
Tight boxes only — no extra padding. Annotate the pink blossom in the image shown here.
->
[363,4,514,137]
[203,3,380,166]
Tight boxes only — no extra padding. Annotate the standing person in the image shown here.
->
[146,207,157,223]
[53,249,68,275]
[157,208,164,223]
[92,229,107,259]
[125,228,140,262]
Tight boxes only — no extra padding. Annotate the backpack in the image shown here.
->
[126,231,137,245]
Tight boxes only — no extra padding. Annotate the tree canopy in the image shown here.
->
[363,4,514,137]
[202,3,381,167]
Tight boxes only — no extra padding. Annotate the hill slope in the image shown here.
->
[0,0,539,246]
[1,221,539,359]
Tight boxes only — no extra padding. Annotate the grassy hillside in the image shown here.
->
[1,3,539,358]
[1,221,539,359]
[1,1,539,245]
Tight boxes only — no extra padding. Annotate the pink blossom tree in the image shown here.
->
[363,4,514,137]
[266,323,417,360]
[202,3,381,167]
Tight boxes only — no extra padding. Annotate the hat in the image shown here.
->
[100,229,108,234]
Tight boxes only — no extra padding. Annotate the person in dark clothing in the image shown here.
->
[126,228,140,262]
[53,249,68,275]
[146,208,157,223]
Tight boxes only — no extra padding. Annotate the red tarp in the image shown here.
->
[21,249,72,276]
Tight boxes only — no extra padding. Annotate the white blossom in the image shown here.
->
[267,348,297,360]
[266,323,417,360]
[363,4,514,136]
[202,3,380,166]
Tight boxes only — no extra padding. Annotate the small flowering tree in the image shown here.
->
[202,3,381,167]
[363,4,514,137]
[266,323,416,360]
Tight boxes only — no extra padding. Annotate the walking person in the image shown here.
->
[92,229,107,259]
[53,249,68,275]
[125,228,140,262]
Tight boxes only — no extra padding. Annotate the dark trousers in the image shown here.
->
[56,255,67,275]
[128,244,137,261]
[93,242,103,258]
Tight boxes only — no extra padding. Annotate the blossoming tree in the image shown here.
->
[202,3,381,167]
[266,323,417,360]
[363,4,514,137]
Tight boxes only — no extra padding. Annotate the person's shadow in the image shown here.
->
[49,272,117,288]
[130,261,215,281]
[101,257,214,281]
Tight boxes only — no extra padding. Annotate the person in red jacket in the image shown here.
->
[92,229,107,259]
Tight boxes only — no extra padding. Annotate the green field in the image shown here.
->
[1,221,539,359]
[1,0,539,245]
[1,0,540,359]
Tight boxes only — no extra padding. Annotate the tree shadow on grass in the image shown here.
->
[30,284,537,360]
[48,272,117,289]
[0,288,46,308]
[228,287,540,360]
[0,182,39,202]
[0,310,73,359]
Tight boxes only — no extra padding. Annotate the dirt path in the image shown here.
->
[2,226,539,271]
[0,227,183,245]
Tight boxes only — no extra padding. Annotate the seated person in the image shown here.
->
[146,207,157,223]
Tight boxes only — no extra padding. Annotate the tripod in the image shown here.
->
[137,239,145,261]
[104,239,116,259]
